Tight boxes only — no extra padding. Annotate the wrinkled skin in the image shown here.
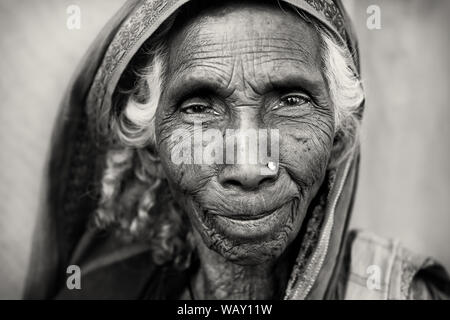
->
[155,2,335,299]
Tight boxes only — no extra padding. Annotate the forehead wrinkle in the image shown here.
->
[168,1,322,68]
[174,36,316,65]
[168,47,324,101]
[175,62,233,87]
[170,37,319,93]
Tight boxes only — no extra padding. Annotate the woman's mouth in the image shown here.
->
[202,199,297,241]
[216,209,273,221]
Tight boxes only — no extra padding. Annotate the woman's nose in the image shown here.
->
[218,163,278,190]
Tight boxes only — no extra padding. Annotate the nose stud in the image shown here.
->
[267,161,277,171]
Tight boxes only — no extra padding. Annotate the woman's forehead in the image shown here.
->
[168,1,320,52]
[165,2,323,91]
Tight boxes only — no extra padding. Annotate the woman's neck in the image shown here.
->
[191,233,294,300]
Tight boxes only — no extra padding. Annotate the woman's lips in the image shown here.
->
[215,210,273,221]
[205,200,296,241]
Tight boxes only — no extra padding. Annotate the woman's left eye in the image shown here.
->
[275,94,311,110]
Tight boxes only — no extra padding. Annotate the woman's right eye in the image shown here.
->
[179,96,221,117]
[181,104,211,114]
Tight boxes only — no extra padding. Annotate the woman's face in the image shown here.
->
[155,3,335,265]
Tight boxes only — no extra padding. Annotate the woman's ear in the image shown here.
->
[137,147,166,180]
[328,130,353,169]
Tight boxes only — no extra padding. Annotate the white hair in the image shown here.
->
[114,42,168,148]
[319,28,364,160]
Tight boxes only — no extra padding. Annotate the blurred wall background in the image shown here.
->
[0,0,448,299]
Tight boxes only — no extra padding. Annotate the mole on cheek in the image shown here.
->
[293,136,309,145]
[287,133,311,152]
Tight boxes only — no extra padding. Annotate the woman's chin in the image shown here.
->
[207,235,292,266]
[193,199,303,265]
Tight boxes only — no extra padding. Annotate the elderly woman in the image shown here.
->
[25,0,449,299]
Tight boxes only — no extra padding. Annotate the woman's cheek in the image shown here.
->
[157,125,217,193]
[279,125,332,189]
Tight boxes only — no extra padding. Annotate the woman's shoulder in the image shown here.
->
[342,229,450,300]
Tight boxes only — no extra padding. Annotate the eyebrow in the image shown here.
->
[165,60,327,104]
[267,71,327,98]
[167,72,235,103]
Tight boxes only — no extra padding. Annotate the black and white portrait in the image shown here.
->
[0,0,449,301]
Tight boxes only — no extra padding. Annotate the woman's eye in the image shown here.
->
[275,94,310,109]
[179,97,222,119]
[182,104,211,114]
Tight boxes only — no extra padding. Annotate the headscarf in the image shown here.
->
[24,0,363,299]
